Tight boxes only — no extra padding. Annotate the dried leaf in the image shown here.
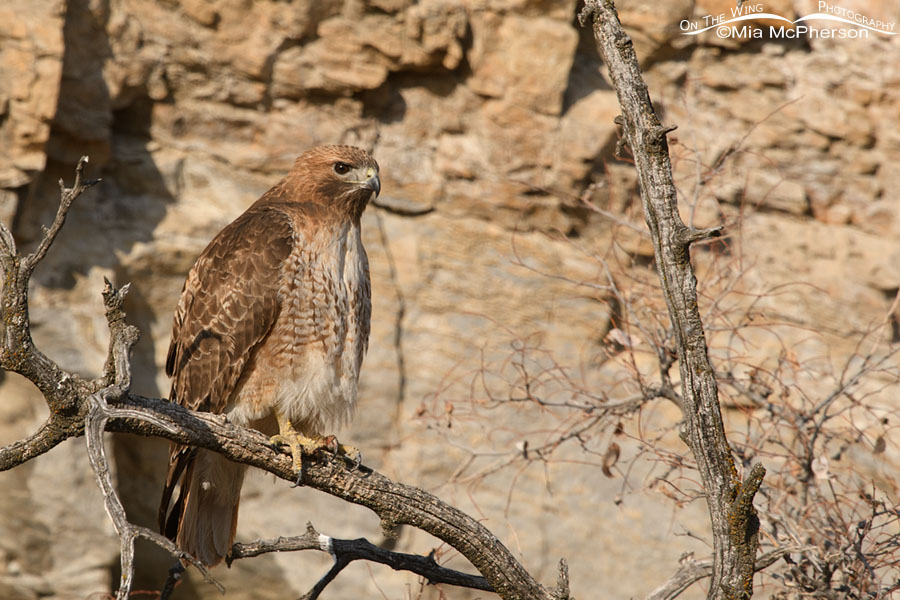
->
[601,442,620,478]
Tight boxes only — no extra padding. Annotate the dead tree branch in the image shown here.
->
[0,160,565,600]
[580,2,764,599]
[82,278,222,599]
[0,156,101,416]
[104,394,557,599]
[230,522,493,600]
[86,392,223,599]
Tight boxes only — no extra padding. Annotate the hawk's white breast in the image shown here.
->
[227,218,369,436]
[277,220,368,433]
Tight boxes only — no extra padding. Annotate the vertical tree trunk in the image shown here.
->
[580,3,765,598]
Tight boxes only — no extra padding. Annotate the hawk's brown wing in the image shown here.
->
[159,201,293,536]
[165,206,294,413]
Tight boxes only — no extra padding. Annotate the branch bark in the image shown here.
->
[0,156,101,414]
[230,523,492,600]
[580,2,764,599]
[0,160,565,600]
[647,547,799,600]
[106,394,556,599]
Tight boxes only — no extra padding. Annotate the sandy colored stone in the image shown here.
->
[0,0,64,200]
[617,0,694,60]
[468,13,578,115]
[271,24,392,97]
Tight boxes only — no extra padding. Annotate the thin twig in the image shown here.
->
[0,218,16,256]
[23,155,100,275]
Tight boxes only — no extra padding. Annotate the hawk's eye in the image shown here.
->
[333,162,351,175]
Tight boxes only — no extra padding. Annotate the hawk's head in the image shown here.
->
[289,145,380,221]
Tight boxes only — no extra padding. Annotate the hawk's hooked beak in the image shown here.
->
[362,168,381,198]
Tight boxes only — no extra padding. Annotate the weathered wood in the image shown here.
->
[580,2,764,598]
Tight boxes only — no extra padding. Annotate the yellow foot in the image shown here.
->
[269,420,363,486]
[268,432,316,471]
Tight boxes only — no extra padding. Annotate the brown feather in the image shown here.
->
[159,145,378,567]
[165,204,293,412]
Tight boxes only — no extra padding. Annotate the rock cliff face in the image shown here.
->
[1,1,898,598]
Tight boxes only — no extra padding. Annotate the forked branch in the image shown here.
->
[24,156,100,274]
[0,155,101,414]
[230,523,492,600]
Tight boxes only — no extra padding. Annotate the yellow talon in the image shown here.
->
[269,414,361,484]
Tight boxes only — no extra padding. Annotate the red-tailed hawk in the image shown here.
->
[158,145,379,567]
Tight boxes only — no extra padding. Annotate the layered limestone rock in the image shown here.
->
[1,1,898,598]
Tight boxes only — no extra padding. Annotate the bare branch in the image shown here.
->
[0,157,99,413]
[0,417,76,471]
[231,522,493,599]
[23,155,100,275]
[2,354,554,597]
[81,277,221,599]
[105,393,555,599]
[85,391,139,600]
[647,554,712,600]
[581,2,764,598]
[86,391,222,599]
